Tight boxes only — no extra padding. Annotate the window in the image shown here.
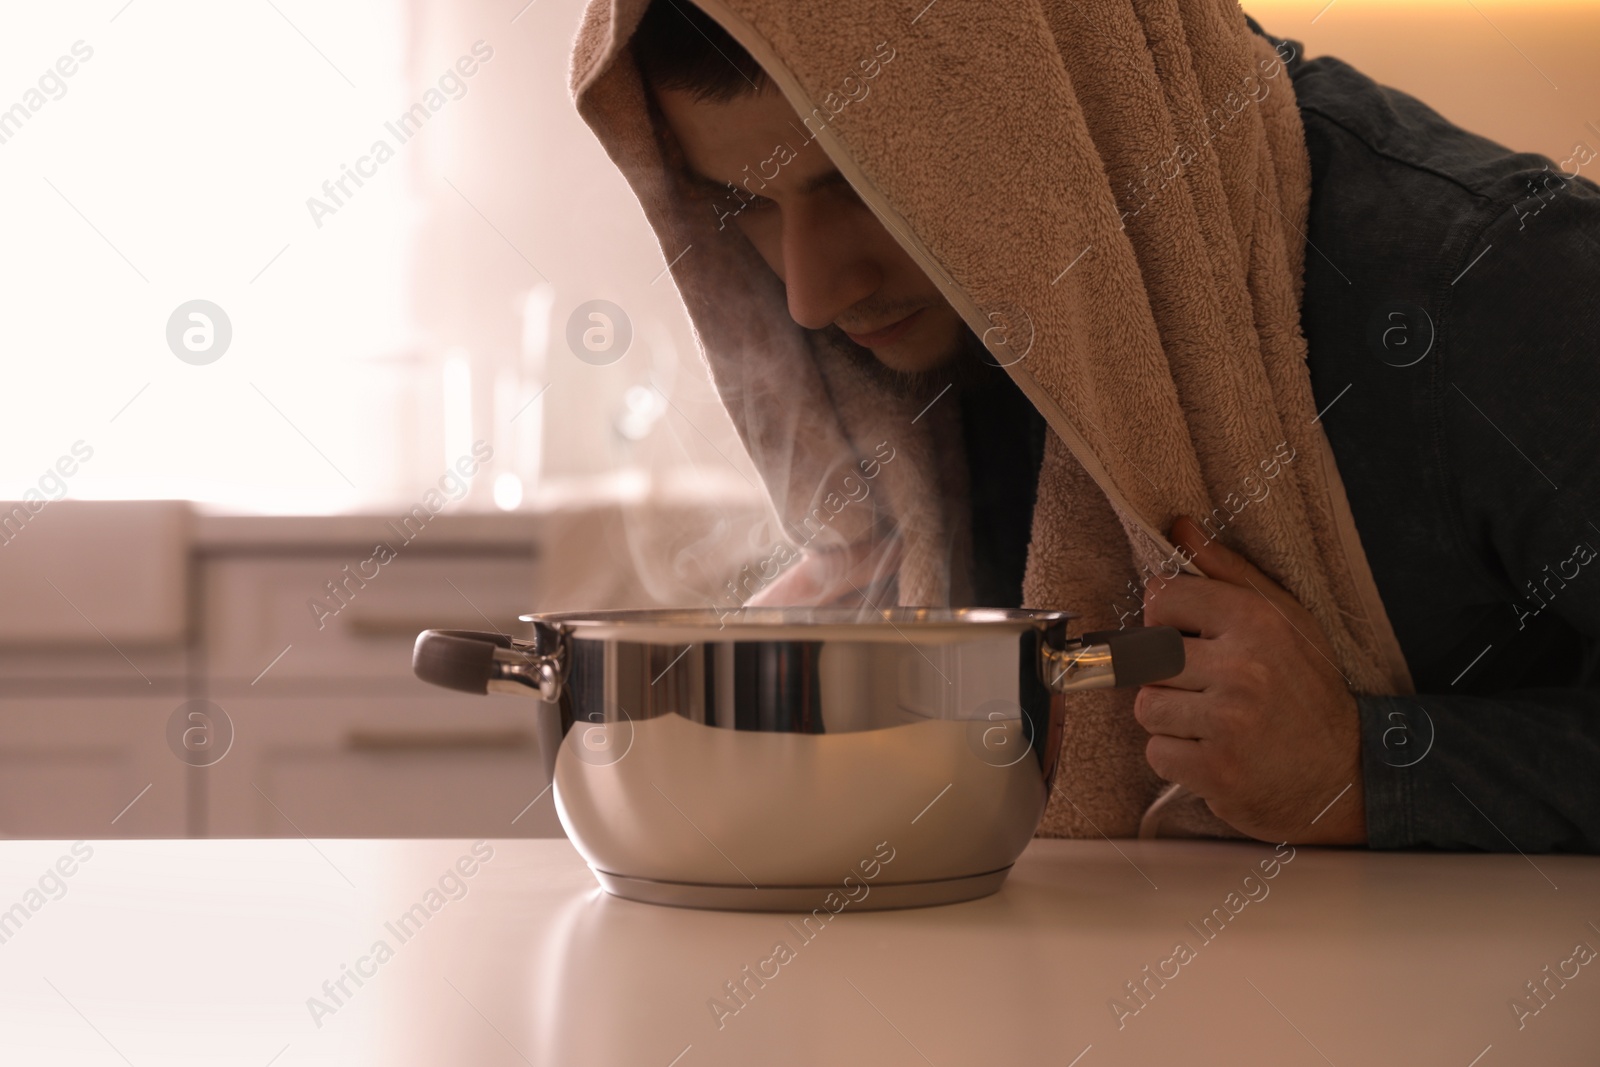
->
[0,0,757,515]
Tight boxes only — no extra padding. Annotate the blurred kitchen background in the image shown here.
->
[1,0,1596,840]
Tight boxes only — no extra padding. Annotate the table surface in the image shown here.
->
[1,837,1596,1065]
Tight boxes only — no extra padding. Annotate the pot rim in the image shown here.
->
[519,606,1077,643]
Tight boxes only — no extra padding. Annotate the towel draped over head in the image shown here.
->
[569,0,1415,838]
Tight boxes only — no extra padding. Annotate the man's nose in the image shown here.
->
[780,200,880,331]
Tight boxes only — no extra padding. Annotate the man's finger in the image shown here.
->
[1133,684,1214,739]
[1169,514,1309,623]
[1170,515,1254,584]
[1144,733,1209,791]
[1143,574,1251,637]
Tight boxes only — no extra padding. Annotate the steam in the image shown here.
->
[611,315,981,621]
[607,101,985,619]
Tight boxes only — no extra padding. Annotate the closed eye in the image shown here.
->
[802,171,853,196]
[685,171,746,200]
[684,172,777,216]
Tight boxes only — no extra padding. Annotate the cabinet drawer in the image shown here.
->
[200,696,564,838]
[201,552,536,687]
[0,698,187,837]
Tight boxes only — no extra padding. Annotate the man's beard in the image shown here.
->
[819,322,999,403]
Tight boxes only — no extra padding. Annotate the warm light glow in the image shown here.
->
[0,2,416,511]
[443,351,473,471]
[493,471,524,511]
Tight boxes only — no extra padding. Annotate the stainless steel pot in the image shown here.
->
[413,608,1182,911]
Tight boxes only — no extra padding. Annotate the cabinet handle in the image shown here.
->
[345,615,515,639]
[343,729,534,751]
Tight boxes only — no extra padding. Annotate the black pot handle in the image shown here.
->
[413,629,563,700]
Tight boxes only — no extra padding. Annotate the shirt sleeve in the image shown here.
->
[1359,166,1600,853]
[1360,690,1600,851]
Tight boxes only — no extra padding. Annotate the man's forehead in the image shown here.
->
[656,85,837,188]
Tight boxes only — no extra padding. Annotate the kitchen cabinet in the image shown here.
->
[0,697,186,838]
[0,501,191,837]
[0,501,766,838]
[194,537,557,839]
[198,696,560,839]
[0,514,559,839]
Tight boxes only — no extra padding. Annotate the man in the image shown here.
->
[581,0,1599,850]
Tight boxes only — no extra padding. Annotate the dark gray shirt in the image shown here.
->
[1258,19,1599,851]
[963,19,1600,852]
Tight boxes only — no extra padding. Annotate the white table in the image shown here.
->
[1,838,1596,1064]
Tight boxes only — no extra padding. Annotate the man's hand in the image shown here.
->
[745,537,902,608]
[1135,516,1366,845]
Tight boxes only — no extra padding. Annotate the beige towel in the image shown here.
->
[570,0,1415,838]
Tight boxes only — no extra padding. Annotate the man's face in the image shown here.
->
[655,86,969,376]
